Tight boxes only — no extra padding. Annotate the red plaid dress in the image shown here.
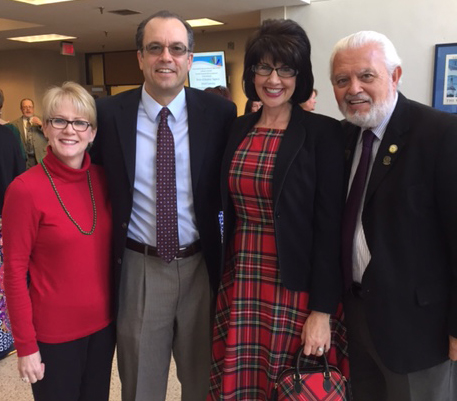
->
[208,127,349,401]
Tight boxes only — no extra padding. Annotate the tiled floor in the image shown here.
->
[0,350,181,400]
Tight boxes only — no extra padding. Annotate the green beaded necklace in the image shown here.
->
[40,160,97,235]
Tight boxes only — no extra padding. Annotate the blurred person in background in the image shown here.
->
[300,88,318,111]
[0,123,25,361]
[10,98,47,169]
[244,98,262,114]
[204,85,233,101]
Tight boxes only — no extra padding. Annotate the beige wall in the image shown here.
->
[286,0,457,119]
[2,0,454,121]
[194,28,255,115]
[0,49,85,122]
[0,28,255,121]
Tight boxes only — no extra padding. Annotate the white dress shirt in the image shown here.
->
[348,93,398,283]
[128,85,199,247]
[22,116,30,135]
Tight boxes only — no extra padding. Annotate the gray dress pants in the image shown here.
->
[117,248,212,401]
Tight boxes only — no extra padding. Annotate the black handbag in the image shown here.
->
[271,346,348,400]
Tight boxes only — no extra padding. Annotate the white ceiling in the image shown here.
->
[0,0,309,53]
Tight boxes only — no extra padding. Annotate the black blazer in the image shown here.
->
[343,92,457,374]
[91,86,237,296]
[220,104,345,314]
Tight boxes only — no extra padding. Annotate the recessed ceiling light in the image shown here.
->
[9,0,74,4]
[186,18,224,28]
[8,34,77,43]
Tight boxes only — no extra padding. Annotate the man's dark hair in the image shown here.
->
[135,10,194,53]
[243,19,314,104]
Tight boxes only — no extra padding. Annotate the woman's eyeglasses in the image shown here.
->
[48,118,91,132]
[252,64,298,78]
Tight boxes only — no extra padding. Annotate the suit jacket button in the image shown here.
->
[275,212,280,218]
[117,258,122,264]
[121,222,127,229]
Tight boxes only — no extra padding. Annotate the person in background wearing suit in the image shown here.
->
[91,10,237,401]
[0,89,8,125]
[10,98,47,169]
[0,124,25,361]
[330,31,457,401]
[0,89,26,161]
[208,19,348,400]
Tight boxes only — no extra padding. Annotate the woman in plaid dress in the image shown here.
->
[208,19,349,400]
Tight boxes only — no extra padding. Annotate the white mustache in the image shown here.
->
[345,95,372,103]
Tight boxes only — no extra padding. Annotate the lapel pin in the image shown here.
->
[389,144,398,154]
[383,156,391,166]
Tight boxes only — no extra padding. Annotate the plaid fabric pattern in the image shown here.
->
[208,128,349,401]
[275,366,347,400]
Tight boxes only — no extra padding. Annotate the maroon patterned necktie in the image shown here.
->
[156,107,179,263]
[341,129,376,289]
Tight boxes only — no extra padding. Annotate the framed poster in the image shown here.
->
[188,51,227,90]
[432,43,457,113]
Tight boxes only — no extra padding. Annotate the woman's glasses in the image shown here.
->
[252,64,298,78]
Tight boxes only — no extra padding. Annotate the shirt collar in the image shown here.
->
[141,85,187,123]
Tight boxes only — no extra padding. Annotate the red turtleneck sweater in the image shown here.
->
[3,148,113,357]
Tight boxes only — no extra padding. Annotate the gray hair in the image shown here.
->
[330,31,402,79]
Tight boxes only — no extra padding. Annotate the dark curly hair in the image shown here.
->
[243,19,314,104]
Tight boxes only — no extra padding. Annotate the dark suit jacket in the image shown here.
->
[0,125,25,211]
[343,92,457,374]
[91,86,237,297]
[220,104,345,314]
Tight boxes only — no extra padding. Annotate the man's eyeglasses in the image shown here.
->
[142,43,189,57]
[48,118,91,132]
[252,64,298,78]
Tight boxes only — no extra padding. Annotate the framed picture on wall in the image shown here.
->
[432,43,457,113]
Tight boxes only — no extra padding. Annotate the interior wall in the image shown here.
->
[0,27,254,120]
[194,28,256,115]
[285,0,457,119]
[1,0,454,121]
[0,49,85,121]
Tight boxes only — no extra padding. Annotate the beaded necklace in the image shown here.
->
[40,159,97,235]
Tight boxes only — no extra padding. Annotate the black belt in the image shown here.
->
[126,237,201,260]
[350,282,364,298]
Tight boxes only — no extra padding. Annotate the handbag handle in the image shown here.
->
[293,346,332,394]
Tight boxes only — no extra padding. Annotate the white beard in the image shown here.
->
[340,86,395,128]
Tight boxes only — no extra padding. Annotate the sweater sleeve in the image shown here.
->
[3,177,41,356]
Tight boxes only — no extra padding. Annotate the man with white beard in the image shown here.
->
[330,31,457,401]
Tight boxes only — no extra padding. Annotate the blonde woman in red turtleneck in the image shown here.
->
[3,82,114,401]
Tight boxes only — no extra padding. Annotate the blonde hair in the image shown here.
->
[42,81,97,128]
